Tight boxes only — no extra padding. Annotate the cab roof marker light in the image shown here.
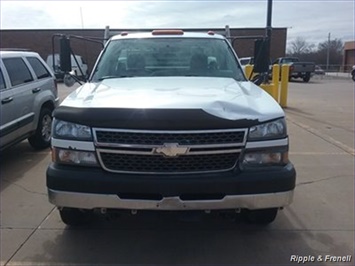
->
[152,30,184,35]
[121,32,128,36]
[207,31,215,35]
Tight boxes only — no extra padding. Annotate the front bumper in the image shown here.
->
[48,189,294,210]
[47,162,296,210]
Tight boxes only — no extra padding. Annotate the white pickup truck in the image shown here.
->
[47,30,296,226]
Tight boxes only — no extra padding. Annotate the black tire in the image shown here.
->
[28,107,53,150]
[244,208,278,225]
[59,208,92,226]
[303,73,311,82]
[351,71,355,82]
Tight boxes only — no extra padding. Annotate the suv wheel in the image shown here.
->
[59,208,92,226]
[244,208,278,225]
[28,107,52,150]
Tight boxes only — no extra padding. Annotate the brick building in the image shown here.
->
[343,41,355,71]
[0,27,287,71]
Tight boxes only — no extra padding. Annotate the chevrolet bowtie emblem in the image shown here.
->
[154,143,189,157]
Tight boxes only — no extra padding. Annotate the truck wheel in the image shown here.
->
[303,73,311,82]
[244,208,278,225]
[351,72,355,82]
[59,208,92,226]
[28,107,53,150]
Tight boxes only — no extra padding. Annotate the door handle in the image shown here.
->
[32,88,41,93]
[1,97,13,104]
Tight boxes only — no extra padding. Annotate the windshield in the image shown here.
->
[92,37,246,82]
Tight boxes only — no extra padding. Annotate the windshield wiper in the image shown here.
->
[98,75,135,81]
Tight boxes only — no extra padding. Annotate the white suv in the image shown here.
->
[0,50,59,150]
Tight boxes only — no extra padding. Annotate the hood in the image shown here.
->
[61,77,283,122]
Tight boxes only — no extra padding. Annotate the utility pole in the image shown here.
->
[80,7,84,29]
[225,25,231,44]
[326,32,330,71]
[104,26,110,45]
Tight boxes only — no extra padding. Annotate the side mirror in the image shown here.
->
[63,72,75,87]
[60,37,72,73]
[253,39,270,73]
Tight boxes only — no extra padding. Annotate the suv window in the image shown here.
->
[0,68,6,90]
[3,58,34,87]
[27,57,51,79]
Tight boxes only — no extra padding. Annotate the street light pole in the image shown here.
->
[263,0,273,82]
[266,0,273,41]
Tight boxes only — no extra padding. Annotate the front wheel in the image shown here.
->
[28,107,53,150]
[59,208,92,226]
[244,208,278,225]
[303,73,311,82]
[351,71,355,82]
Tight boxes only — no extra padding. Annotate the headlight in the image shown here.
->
[248,118,286,140]
[53,119,92,140]
[242,151,289,167]
[52,147,98,166]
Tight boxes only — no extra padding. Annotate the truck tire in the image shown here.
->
[28,107,53,150]
[303,73,311,82]
[59,208,92,226]
[244,208,278,225]
[351,71,355,82]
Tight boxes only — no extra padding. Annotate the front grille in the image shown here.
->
[99,152,240,173]
[95,130,245,145]
[94,128,246,174]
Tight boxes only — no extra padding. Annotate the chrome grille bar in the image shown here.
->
[93,128,247,174]
[93,128,247,146]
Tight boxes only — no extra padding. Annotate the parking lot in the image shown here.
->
[1,76,354,265]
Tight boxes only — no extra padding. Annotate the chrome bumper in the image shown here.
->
[48,189,294,210]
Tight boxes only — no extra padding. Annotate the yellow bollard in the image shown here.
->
[280,64,289,108]
[272,64,280,103]
[260,84,277,101]
[244,64,253,80]
[259,65,279,102]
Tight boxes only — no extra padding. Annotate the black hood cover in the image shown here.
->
[53,106,259,130]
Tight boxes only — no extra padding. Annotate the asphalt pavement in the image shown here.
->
[0,76,354,266]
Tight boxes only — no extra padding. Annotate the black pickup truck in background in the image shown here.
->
[273,57,315,82]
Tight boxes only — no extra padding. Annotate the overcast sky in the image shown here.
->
[0,0,354,48]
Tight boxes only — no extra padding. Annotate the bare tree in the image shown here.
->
[287,37,315,56]
[285,36,344,68]
[316,38,343,66]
